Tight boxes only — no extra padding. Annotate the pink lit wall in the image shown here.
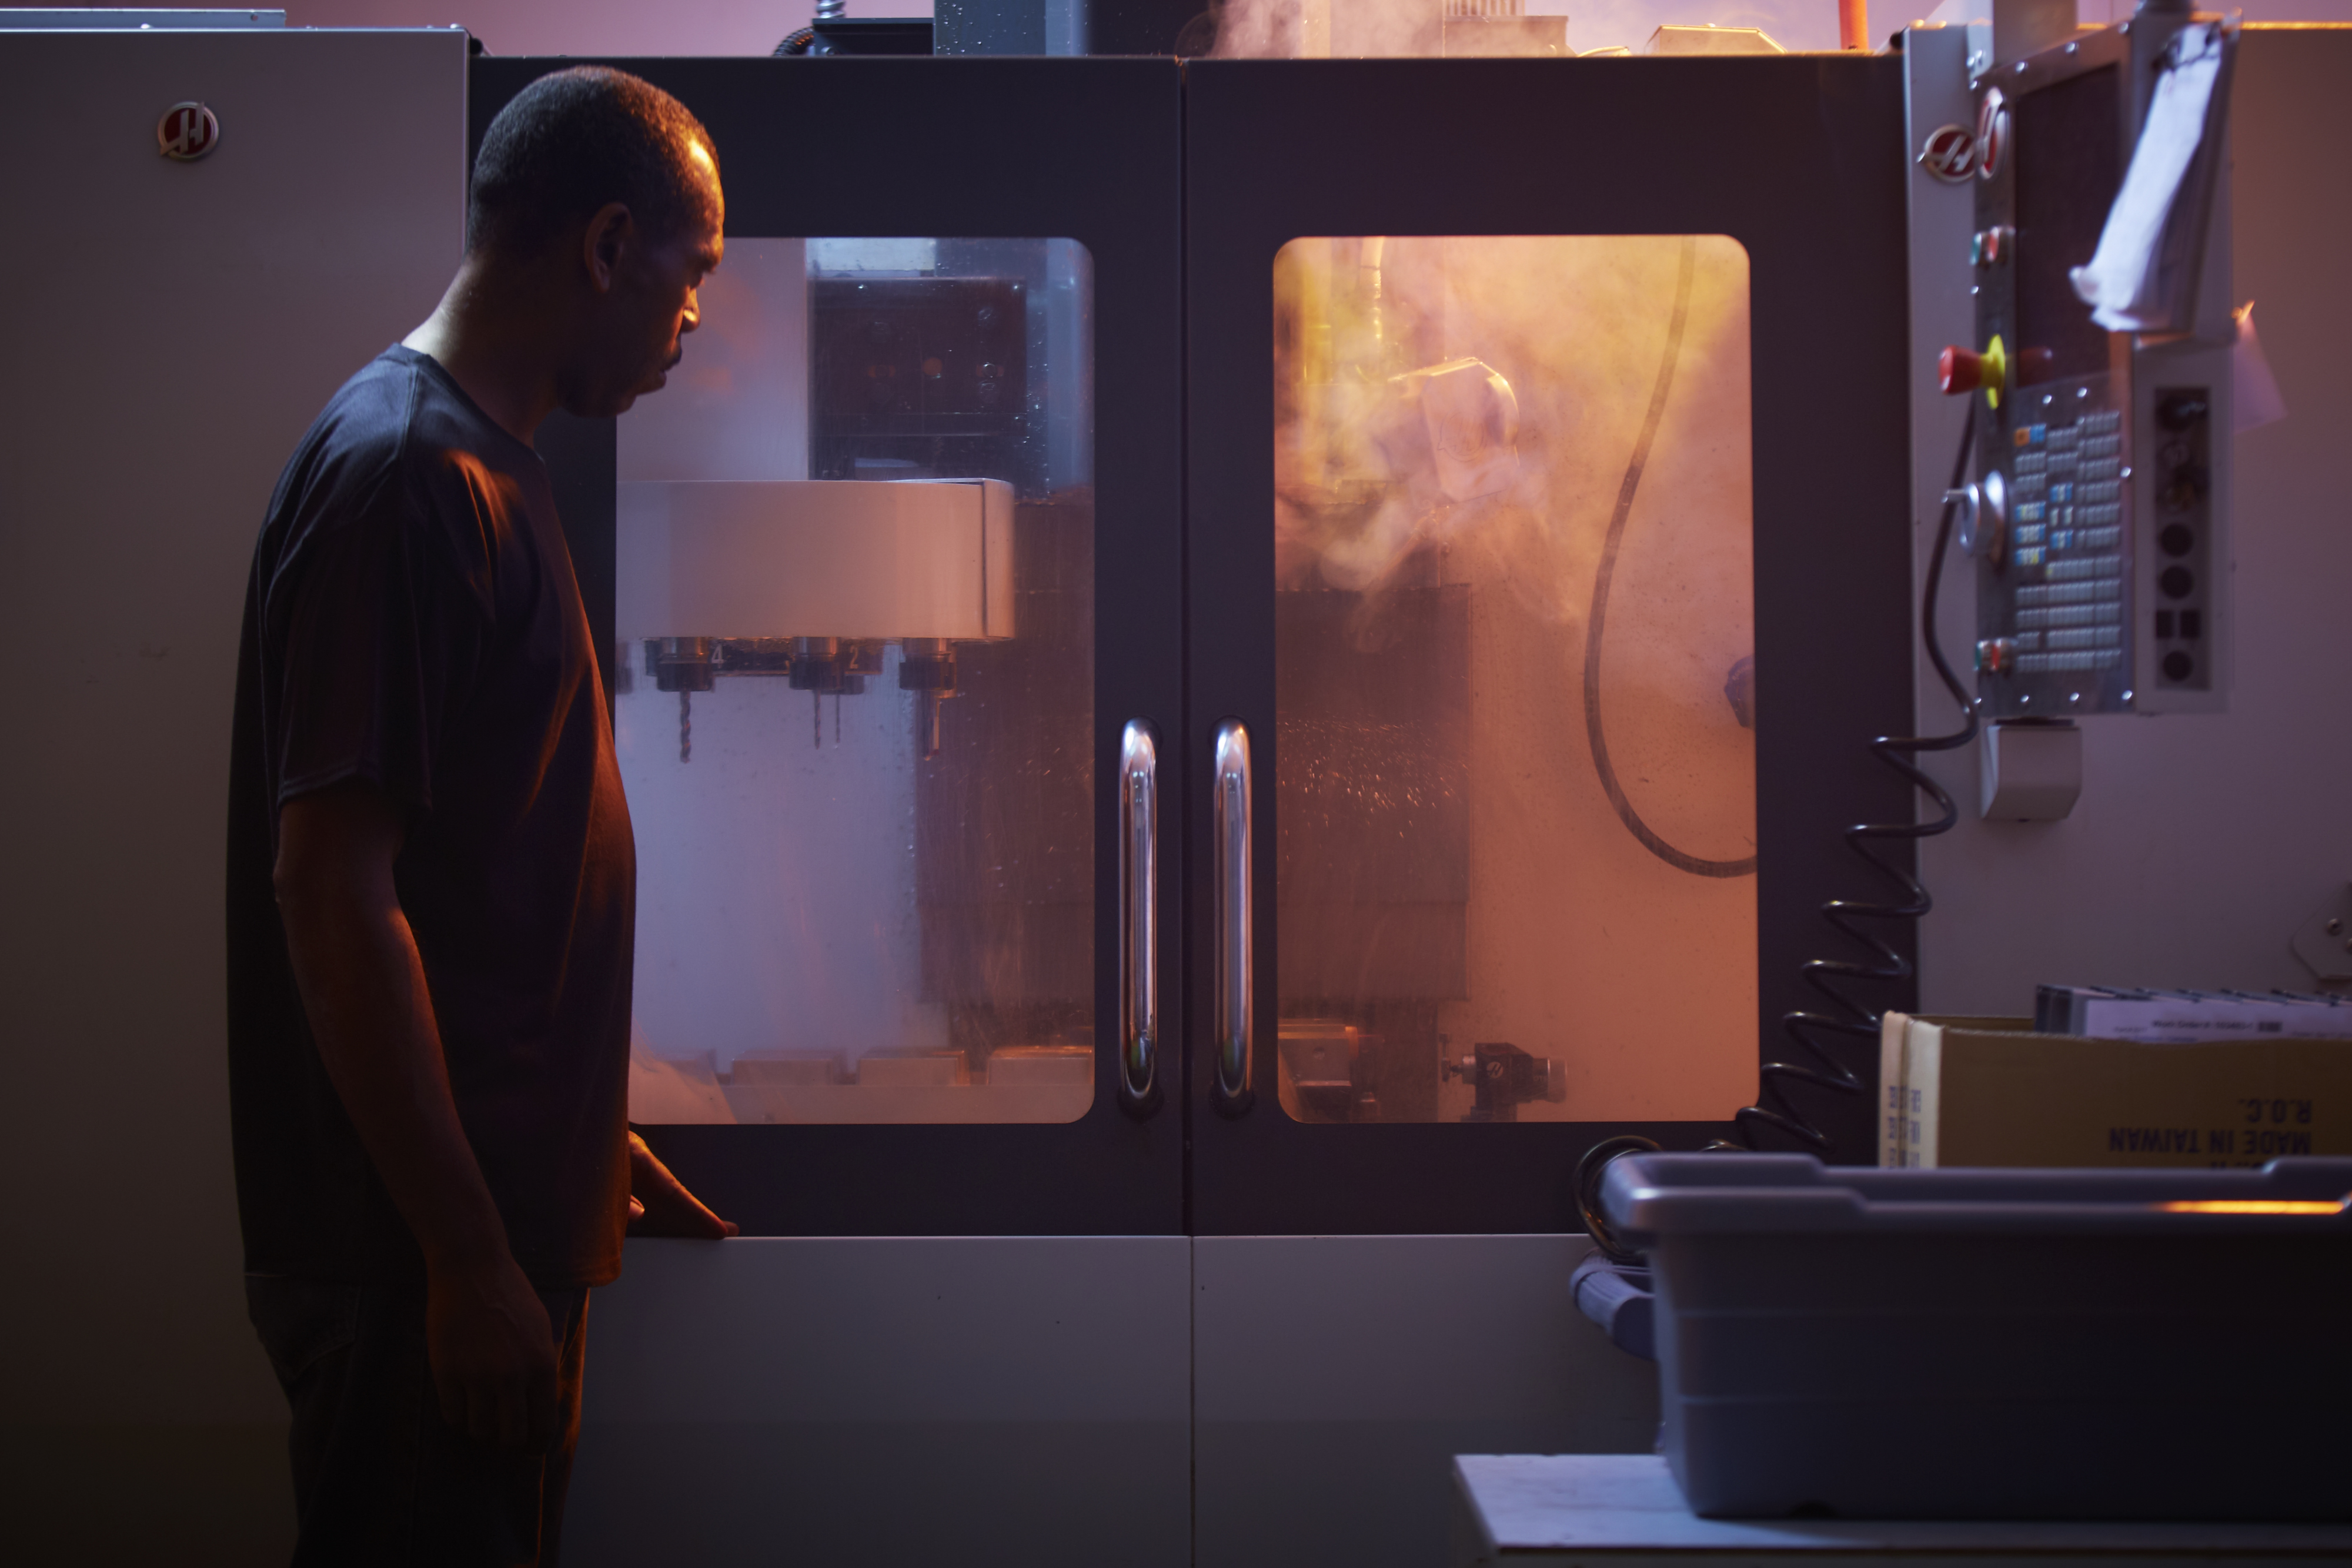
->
[0,0,930,55]
[5,1,2346,55]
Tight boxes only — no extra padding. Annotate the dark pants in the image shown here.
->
[245,1274,589,1568]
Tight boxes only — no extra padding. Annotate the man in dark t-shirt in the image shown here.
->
[227,68,733,1565]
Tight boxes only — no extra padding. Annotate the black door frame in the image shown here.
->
[1182,56,1919,1236]
[475,56,1188,1236]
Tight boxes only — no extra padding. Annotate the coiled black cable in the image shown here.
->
[1710,398,1980,1153]
[1573,396,1982,1241]
[774,26,816,55]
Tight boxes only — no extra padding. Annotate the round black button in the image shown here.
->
[2163,650,2195,682]
[2160,565,2195,599]
[2159,523,2193,557]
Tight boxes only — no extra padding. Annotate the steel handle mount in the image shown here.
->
[1214,719,1255,1116]
[1118,720,1161,1118]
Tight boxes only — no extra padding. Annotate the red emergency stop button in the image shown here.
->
[1938,336,2007,408]
[1939,345,1982,394]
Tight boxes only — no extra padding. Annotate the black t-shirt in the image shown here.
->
[227,346,634,1289]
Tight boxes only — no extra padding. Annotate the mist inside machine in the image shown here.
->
[618,237,1096,1126]
[1272,235,1758,1125]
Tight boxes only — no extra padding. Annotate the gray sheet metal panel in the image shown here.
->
[1194,1233,1661,1568]
[1911,28,2352,1017]
[1906,20,1978,710]
[0,26,466,1562]
[564,1236,1192,1567]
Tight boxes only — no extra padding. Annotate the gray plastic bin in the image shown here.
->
[1599,1154,2352,1521]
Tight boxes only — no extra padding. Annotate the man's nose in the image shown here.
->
[680,289,701,333]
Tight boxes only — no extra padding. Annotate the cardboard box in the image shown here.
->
[1879,1013,2352,1168]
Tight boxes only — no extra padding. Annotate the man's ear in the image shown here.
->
[581,201,634,295]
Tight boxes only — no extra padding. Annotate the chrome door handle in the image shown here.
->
[1118,720,1161,1118]
[1213,719,1255,1116]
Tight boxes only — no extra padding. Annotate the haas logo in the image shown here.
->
[156,102,219,162]
[1916,123,1978,184]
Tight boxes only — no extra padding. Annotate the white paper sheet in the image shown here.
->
[2069,22,2226,332]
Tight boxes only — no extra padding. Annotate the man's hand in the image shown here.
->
[626,1131,737,1239]
[426,1254,561,1452]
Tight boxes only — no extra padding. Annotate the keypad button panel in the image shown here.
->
[1975,375,2133,713]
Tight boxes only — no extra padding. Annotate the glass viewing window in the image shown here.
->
[1271,235,1758,1125]
[618,237,1096,1126]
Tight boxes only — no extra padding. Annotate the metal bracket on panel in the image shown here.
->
[1966,18,1993,80]
[2288,882,2352,984]
[1979,718,2080,820]
[1989,0,2073,76]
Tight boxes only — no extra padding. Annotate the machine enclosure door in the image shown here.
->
[475,56,1187,1238]
[1183,56,1918,1236]
[495,54,1917,1241]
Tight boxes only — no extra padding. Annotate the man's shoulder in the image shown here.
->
[279,350,531,524]
[276,350,430,503]
[262,352,513,606]
[307,345,520,460]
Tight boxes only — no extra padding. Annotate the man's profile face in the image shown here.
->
[574,145,724,418]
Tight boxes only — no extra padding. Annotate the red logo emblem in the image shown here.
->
[1975,87,2007,180]
[1916,123,1979,184]
[156,102,219,162]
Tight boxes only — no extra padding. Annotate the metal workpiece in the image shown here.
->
[1213,718,1254,1117]
[1119,719,1161,1118]
[1441,1041,1569,1124]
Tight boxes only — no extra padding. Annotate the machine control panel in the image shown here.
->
[1957,10,2233,718]
[1977,394,2130,689]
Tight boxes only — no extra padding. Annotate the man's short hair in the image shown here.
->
[468,66,719,258]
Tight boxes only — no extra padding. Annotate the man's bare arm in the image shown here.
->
[273,779,557,1452]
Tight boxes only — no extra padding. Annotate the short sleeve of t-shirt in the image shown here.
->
[272,451,495,812]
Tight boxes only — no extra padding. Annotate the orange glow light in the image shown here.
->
[2154,1213,2352,1222]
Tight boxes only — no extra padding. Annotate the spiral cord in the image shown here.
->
[1578,409,1980,1234]
[1709,402,1983,1154]
[1582,248,1977,1160]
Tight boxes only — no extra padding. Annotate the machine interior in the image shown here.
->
[1271,234,1760,1124]
[617,236,1097,1126]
